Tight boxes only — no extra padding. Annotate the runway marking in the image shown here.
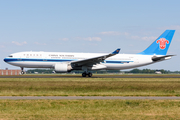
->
[0,96,180,100]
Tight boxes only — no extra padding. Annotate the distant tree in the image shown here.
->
[26,69,121,74]
[26,69,53,74]
[141,69,155,74]
[26,68,180,74]
[159,69,170,74]
[130,69,140,73]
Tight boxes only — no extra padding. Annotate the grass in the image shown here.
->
[0,78,180,96]
[1,77,180,119]
[0,99,180,119]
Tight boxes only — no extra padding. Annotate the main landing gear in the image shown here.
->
[82,66,92,77]
[20,67,25,75]
[82,72,93,77]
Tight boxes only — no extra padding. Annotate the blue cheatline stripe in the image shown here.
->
[4,58,74,62]
[4,58,133,64]
[105,61,131,64]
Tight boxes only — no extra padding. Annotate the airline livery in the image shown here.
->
[4,30,175,77]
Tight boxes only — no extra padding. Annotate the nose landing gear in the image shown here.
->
[20,67,25,75]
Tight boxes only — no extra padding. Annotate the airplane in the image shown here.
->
[4,30,175,77]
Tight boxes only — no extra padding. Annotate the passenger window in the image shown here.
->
[8,55,13,57]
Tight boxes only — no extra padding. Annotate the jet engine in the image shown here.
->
[54,63,72,73]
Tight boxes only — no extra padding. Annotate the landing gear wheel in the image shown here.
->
[88,72,92,77]
[20,67,25,75]
[82,73,86,77]
[21,71,25,75]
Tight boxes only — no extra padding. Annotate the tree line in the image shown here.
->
[26,68,180,74]
[125,69,171,74]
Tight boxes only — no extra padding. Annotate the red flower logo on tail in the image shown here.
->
[156,38,169,49]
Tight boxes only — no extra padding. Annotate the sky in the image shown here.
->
[0,0,180,71]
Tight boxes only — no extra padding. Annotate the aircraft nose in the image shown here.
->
[4,58,8,62]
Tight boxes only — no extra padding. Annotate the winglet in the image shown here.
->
[112,48,120,54]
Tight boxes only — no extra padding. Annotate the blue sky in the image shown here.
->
[0,0,180,71]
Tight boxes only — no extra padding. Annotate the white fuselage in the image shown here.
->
[4,51,162,71]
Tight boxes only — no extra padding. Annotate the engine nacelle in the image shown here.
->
[54,63,72,73]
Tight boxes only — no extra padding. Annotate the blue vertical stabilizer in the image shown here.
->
[139,30,175,55]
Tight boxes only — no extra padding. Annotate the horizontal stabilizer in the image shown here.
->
[152,55,175,62]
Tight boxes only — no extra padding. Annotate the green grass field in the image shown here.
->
[0,77,180,96]
[0,99,180,119]
[1,77,180,119]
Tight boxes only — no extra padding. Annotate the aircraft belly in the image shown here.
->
[104,62,152,70]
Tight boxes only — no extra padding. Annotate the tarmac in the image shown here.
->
[0,74,180,78]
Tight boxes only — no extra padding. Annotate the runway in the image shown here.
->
[0,75,180,78]
[0,96,180,100]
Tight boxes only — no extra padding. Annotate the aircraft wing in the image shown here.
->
[71,48,120,67]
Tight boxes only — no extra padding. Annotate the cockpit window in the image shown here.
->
[8,55,13,57]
